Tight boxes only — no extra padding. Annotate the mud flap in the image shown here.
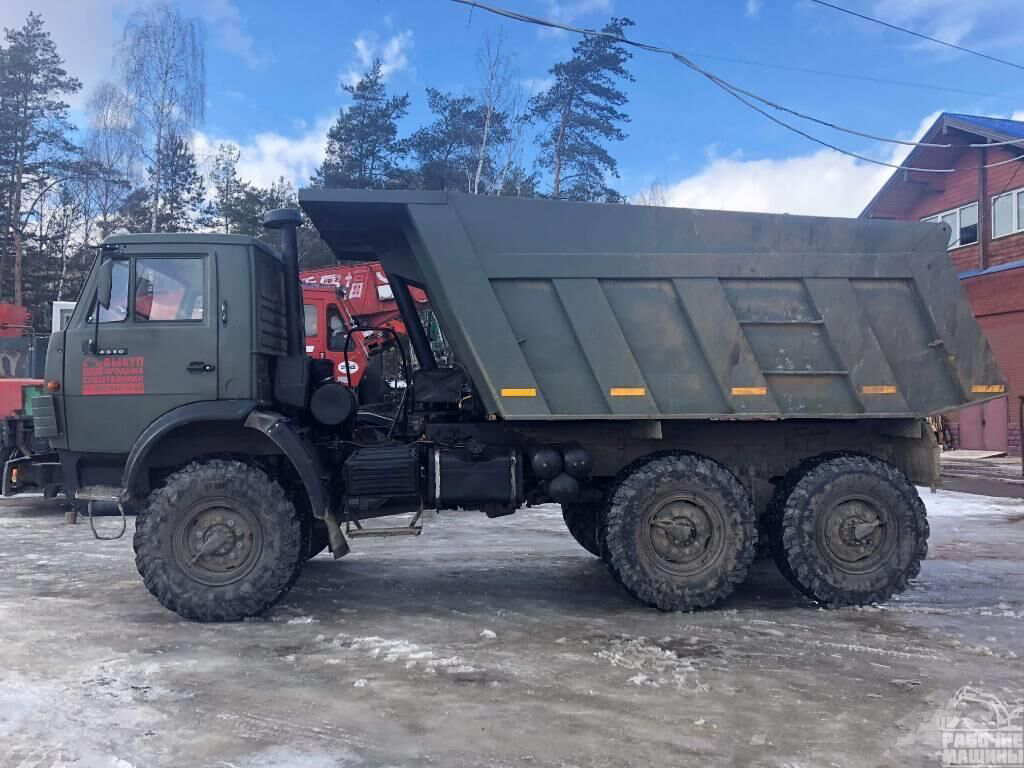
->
[243,409,350,558]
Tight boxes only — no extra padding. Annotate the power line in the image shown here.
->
[808,0,1024,73]
[448,0,1024,174]
[684,50,1023,104]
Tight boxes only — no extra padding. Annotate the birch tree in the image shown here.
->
[83,81,138,241]
[120,1,205,232]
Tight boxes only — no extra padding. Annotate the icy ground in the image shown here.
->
[0,489,1022,767]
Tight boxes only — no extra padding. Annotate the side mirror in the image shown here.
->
[96,259,114,310]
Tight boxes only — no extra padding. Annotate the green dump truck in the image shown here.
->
[32,191,1004,621]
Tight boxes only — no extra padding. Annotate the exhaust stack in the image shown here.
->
[262,208,305,356]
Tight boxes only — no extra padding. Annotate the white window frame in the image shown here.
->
[991,186,1024,240]
[921,201,979,251]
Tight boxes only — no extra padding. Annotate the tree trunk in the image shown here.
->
[552,103,570,199]
[474,102,493,195]
[150,122,163,232]
[12,122,27,306]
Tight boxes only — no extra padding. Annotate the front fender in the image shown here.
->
[243,409,330,519]
[122,400,257,496]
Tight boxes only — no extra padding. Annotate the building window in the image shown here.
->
[922,202,978,250]
[992,187,1024,239]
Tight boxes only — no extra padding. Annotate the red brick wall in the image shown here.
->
[954,269,1024,454]
[902,145,1024,274]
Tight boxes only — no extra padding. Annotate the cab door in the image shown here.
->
[63,246,218,454]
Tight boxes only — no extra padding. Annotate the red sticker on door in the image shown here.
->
[82,356,145,395]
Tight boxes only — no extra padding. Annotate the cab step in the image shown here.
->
[345,508,423,538]
[75,485,124,503]
[345,526,422,538]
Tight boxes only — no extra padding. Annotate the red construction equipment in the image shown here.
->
[299,263,428,388]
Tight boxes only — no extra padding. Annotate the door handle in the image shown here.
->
[187,361,215,373]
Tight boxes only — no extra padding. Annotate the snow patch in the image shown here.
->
[919,487,1024,519]
[595,637,703,690]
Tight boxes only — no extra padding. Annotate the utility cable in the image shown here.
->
[808,0,1024,73]
[449,0,1024,174]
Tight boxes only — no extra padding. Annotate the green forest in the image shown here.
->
[0,3,636,329]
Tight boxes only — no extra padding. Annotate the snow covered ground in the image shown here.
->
[0,489,1021,767]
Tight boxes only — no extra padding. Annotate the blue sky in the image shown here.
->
[3,0,1022,215]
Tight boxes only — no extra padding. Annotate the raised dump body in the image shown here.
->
[300,189,1005,422]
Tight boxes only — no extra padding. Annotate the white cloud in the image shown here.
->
[341,30,414,88]
[545,0,612,22]
[869,0,1021,51]
[184,0,265,70]
[539,0,612,37]
[653,150,892,217]
[1,0,263,112]
[745,0,763,18]
[0,0,144,108]
[193,117,333,190]
[644,112,945,218]
[522,76,555,95]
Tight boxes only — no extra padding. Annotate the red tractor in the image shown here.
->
[0,303,60,496]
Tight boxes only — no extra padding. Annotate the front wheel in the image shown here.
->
[601,453,757,611]
[133,459,304,621]
[772,455,928,606]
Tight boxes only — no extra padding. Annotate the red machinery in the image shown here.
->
[299,263,428,388]
[0,303,59,496]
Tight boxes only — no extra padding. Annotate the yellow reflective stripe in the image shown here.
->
[862,385,898,395]
[732,386,767,396]
[501,388,536,397]
[609,387,646,397]
[971,384,1006,393]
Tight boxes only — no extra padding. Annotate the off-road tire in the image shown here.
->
[773,454,928,606]
[601,453,757,611]
[561,502,601,557]
[133,459,304,621]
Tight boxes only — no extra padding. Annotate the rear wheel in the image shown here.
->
[601,453,757,611]
[133,459,304,621]
[772,454,928,605]
[561,503,601,557]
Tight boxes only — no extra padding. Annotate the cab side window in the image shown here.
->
[86,259,130,323]
[134,257,205,321]
[327,307,347,351]
[304,305,318,337]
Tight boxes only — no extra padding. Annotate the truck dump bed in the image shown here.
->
[300,189,1005,421]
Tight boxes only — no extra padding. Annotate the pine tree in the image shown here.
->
[0,12,81,304]
[157,135,207,231]
[209,142,246,233]
[411,88,487,192]
[529,17,634,202]
[126,135,206,233]
[313,60,410,189]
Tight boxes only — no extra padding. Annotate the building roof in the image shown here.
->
[943,113,1024,141]
[860,112,1024,219]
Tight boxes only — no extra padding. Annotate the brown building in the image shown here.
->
[862,112,1024,454]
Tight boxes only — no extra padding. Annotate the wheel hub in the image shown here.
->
[648,498,714,566]
[820,498,889,570]
[173,499,263,586]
